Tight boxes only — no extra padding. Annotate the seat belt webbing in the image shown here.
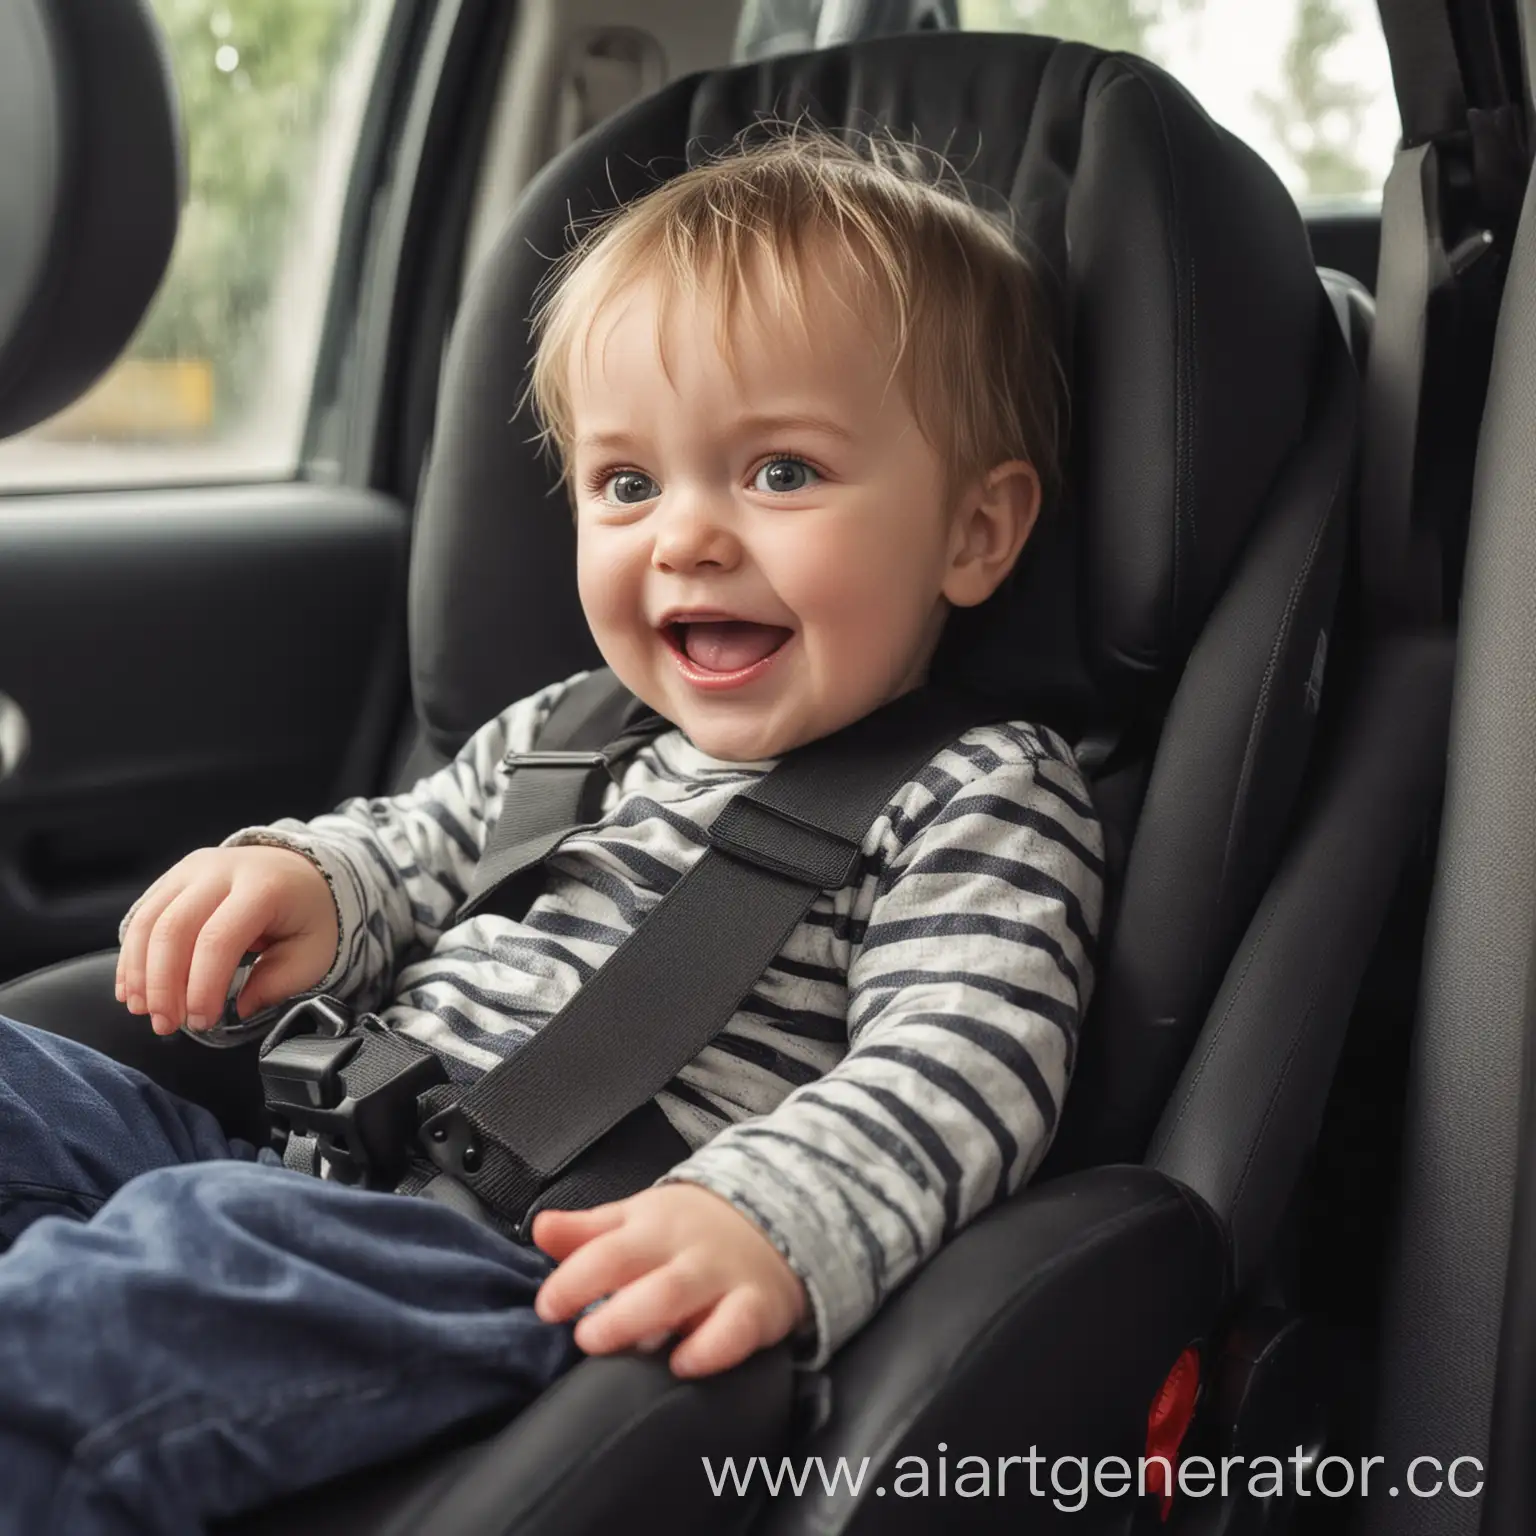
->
[1360,0,1527,628]
[420,685,999,1228]
[457,669,662,924]
[1376,0,1466,147]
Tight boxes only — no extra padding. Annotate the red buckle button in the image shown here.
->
[1145,1346,1201,1521]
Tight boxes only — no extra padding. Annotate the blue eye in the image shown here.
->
[753,458,818,494]
[602,470,658,505]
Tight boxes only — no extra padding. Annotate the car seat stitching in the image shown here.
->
[1224,980,1326,1237]
[1148,891,1282,1160]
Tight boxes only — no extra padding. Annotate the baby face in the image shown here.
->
[566,263,1013,761]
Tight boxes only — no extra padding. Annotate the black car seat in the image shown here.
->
[0,31,1454,1536]
[0,0,181,440]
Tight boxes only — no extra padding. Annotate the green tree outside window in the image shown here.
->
[140,0,369,427]
[958,0,1380,202]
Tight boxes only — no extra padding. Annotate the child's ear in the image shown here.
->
[942,459,1041,609]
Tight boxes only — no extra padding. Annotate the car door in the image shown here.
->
[0,0,509,983]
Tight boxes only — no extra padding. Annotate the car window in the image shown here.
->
[0,0,397,493]
[957,0,1399,208]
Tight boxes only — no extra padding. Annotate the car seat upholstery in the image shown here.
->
[0,0,182,439]
[0,32,1453,1536]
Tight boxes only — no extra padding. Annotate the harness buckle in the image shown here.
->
[258,996,447,1187]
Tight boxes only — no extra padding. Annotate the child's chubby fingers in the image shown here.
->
[529,1203,626,1263]
[117,874,183,1013]
[570,1257,719,1358]
[668,1288,774,1379]
[533,1224,660,1324]
[183,902,267,1032]
[142,880,231,1035]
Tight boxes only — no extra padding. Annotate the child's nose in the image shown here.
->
[649,501,740,573]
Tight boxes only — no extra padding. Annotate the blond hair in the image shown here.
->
[525,126,1061,497]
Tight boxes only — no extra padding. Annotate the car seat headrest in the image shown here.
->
[0,0,182,441]
[411,32,1327,755]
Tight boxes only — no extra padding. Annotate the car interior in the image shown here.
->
[1,0,1535,1533]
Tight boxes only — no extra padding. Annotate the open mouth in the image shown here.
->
[663,619,793,673]
[661,618,794,689]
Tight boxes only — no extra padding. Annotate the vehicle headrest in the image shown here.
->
[412,33,1326,754]
[0,0,182,440]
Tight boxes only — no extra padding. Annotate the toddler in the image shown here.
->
[0,131,1102,1533]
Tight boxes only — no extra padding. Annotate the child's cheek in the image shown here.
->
[575,540,637,639]
[796,545,890,639]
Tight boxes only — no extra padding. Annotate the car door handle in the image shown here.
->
[0,693,28,783]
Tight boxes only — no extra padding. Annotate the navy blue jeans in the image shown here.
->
[0,1015,579,1535]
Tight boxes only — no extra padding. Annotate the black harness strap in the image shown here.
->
[458,669,664,925]
[418,684,999,1236]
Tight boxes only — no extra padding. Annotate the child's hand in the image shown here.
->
[116,846,339,1037]
[531,1184,807,1378]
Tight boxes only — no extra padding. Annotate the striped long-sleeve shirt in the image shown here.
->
[207,671,1104,1365]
